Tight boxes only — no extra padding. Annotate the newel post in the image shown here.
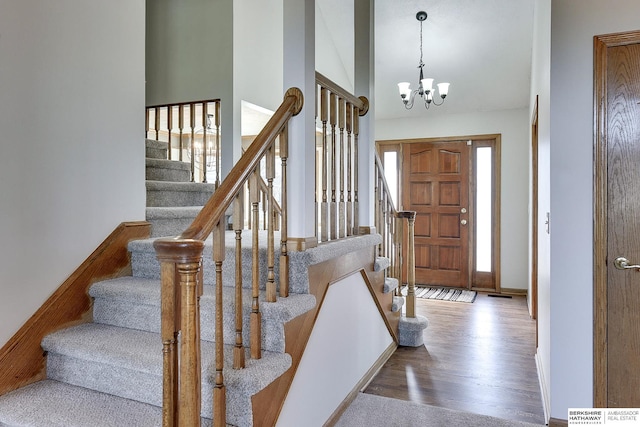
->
[398,211,417,318]
[154,238,205,427]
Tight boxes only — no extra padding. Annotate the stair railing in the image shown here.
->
[145,99,221,186]
[374,153,417,318]
[154,88,303,427]
[315,72,369,242]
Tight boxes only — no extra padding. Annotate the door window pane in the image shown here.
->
[476,147,492,272]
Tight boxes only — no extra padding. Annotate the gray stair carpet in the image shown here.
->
[42,323,291,425]
[90,276,316,353]
[146,180,216,207]
[146,157,191,182]
[145,206,203,237]
[145,138,168,160]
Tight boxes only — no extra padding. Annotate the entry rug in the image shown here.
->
[401,286,477,303]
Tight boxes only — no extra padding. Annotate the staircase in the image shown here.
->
[0,138,407,426]
[0,140,319,426]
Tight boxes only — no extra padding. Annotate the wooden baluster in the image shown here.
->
[233,195,245,369]
[320,87,329,242]
[250,171,262,359]
[353,111,360,234]
[394,215,402,291]
[279,127,289,298]
[212,220,226,427]
[330,93,337,240]
[167,106,173,160]
[339,98,346,238]
[266,146,277,302]
[190,103,196,182]
[202,103,208,183]
[178,105,184,162]
[179,256,203,426]
[215,101,221,188]
[159,259,179,427]
[374,166,381,256]
[405,212,417,318]
[155,107,161,141]
[346,102,353,236]
[145,108,150,139]
[262,189,267,230]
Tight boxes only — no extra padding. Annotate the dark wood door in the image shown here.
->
[595,32,640,407]
[402,141,470,288]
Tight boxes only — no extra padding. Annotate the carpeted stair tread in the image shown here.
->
[145,139,168,160]
[90,276,316,352]
[391,296,404,312]
[129,232,280,289]
[146,157,191,172]
[145,158,191,182]
[146,180,216,207]
[373,256,390,272]
[0,380,169,427]
[145,206,203,237]
[42,323,292,423]
[146,180,216,192]
[146,206,203,219]
[383,277,399,293]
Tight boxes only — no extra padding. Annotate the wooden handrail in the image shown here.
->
[153,88,302,427]
[374,152,417,318]
[180,88,302,241]
[315,72,369,115]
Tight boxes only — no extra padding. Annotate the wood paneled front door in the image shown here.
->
[594,30,640,408]
[403,141,470,288]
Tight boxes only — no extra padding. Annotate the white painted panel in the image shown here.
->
[277,271,393,426]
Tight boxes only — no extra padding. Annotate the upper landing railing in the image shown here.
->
[315,72,369,242]
[145,99,221,186]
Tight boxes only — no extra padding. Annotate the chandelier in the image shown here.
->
[397,11,450,110]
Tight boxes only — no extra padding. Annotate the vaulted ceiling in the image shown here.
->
[317,0,536,121]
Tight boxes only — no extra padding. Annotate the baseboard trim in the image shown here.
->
[499,287,528,296]
[323,342,397,427]
[0,221,150,396]
[549,417,568,427]
[535,351,551,423]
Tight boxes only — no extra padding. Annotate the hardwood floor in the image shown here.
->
[364,293,545,425]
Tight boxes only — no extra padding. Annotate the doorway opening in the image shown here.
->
[378,135,501,291]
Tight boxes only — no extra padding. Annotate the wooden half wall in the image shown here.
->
[0,221,150,396]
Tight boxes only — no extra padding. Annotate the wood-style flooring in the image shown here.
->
[364,293,545,425]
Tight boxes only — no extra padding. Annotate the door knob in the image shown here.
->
[460,219,467,225]
[614,256,640,271]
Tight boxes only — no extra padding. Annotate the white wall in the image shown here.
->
[530,0,551,419]
[146,0,235,175]
[0,0,145,347]
[376,108,530,291]
[234,0,283,111]
[548,0,640,419]
[316,0,354,92]
[277,271,393,426]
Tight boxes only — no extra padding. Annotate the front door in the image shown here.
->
[402,141,470,288]
[594,30,640,407]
